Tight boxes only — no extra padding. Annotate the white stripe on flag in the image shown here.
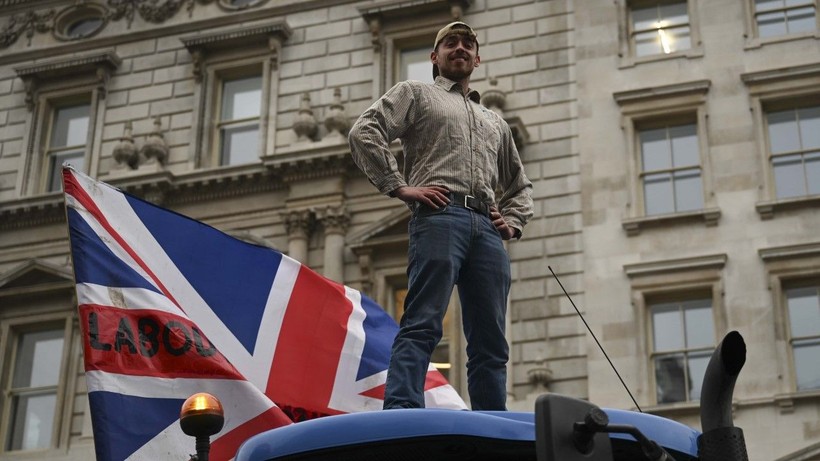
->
[77,283,181,315]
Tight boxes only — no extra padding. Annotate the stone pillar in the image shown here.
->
[283,209,313,263]
[317,205,349,282]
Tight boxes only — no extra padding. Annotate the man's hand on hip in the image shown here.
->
[490,206,515,240]
[393,186,451,209]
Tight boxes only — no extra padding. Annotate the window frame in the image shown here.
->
[647,294,716,405]
[180,21,290,169]
[624,253,727,411]
[614,80,719,235]
[616,0,703,68]
[742,64,820,219]
[760,242,820,401]
[14,51,117,197]
[743,0,820,48]
[762,103,820,200]
[0,314,75,455]
[41,96,93,193]
[781,281,820,392]
[211,64,266,167]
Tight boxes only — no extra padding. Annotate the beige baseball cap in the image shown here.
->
[433,21,478,50]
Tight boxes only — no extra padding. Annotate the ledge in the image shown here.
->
[621,207,721,236]
[624,253,727,278]
[0,192,65,230]
[179,20,291,52]
[741,62,820,86]
[756,194,820,220]
[613,79,710,106]
[617,46,704,70]
[758,241,820,262]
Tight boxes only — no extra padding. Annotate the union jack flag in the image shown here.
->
[62,166,466,461]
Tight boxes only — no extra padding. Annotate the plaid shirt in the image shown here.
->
[349,76,533,233]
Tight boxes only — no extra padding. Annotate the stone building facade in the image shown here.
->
[0,0,817,460]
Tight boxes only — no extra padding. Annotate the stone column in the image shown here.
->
[282,209,313,263]
[317,205,349,282]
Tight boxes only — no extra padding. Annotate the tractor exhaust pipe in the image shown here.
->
[698,331,749,461]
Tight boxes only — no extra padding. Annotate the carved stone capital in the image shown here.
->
[316,205,350,235]
[282,209,314,240]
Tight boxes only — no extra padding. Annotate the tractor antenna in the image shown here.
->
[548,266,642,412]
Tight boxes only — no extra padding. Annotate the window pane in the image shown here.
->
[652,304,684,351]
[49,150,84,192]
[8,393,56,450]
[51,104,89,148]
[787,7,817,34]
[806,152,820,195]
[683,299,714,348]
[632,5,659,31]
[758,11,788,37]
[644,173,674,215]
[756,0,786,13]
[673,169,703,212]
[768,110,800,154]
[640,128,671,171]
[655,354,686,403]
[659,2,689,27]
[670,124,699,167]
[220,124,259,165]
[634,30,663,56]
[773,154,806,198]
[787,286,820,338]
[687,351,711,400]
[400,47,433,83]
[12,330,64,388]
[794,340,820,390]
[221,76,262,121]
[662,25,691,53]
[798,106,820,150]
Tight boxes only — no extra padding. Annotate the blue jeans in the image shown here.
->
[383,204,511,410]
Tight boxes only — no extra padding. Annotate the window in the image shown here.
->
[45,101,90,192]
[784,284,820,391]
[180,21,290,167]
[217,74,262,166]
[614,80,718,234]
[754,0,817,38]
[624,253,726,408]
[4,326,66,451]
[14,51,118,196]
[399,46,433,83]
[765,105,820,199]
[630,1,692,57]
[639,123,703,215]
[650,298,714,404]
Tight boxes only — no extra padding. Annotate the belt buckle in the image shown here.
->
[463,194,476,211]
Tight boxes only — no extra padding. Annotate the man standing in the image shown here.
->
[348,21,533,411]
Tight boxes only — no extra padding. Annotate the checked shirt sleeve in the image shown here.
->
[348,82,416,196]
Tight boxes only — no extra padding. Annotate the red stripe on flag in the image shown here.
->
[63,169,183,312]
[210,407,292,460]
[266,266,350,415]
[79,304,243,380]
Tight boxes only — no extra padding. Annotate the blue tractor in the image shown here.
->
[231,331,748,461]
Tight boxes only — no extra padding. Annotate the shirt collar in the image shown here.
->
[434,76,481,104]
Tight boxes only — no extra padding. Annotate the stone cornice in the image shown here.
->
[613,79,711,106]
[0,147,358,228]
[0,0,339,66]
[357,0,469,20]
[758,241,820,262]
[14,49,121,79]
[624,253,727,278]
[179,21,291,50]
[741,63,820,86]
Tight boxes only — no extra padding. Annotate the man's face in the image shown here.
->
[432,33,480,81]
